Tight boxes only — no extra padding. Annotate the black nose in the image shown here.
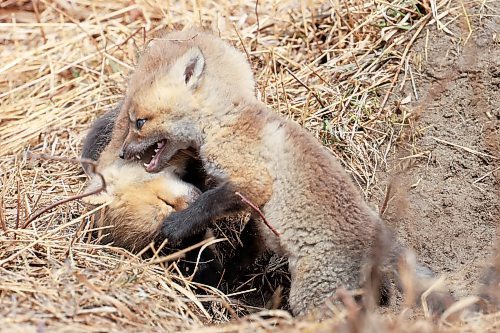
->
[119,150,125,159]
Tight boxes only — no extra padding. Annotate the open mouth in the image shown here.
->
[135,139,168,172]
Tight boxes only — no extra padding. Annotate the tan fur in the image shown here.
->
[117,29,447,316]
[84,154,200,252]
[83,30,256,253]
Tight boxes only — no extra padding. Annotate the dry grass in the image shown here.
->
[0,0,498,332]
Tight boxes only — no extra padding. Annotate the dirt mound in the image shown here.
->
[380,5,499,301]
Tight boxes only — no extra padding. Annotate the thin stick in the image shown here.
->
[255,0,260,42]
[0,198,6,232]
[430,136,498,159]
[232,24,252,68]
[285,67,326,109]
[379,182,394,216]
[16,180,21,231]
[474,166,500,184]
[235,192,280,237]
[21,153,107,229]
[380,14,431,111]
[114,26,145,51]
[147,33,199,46]
[127,237,223,270]
[32,0,47,43]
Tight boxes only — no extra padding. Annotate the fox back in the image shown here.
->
[115,30,454,317]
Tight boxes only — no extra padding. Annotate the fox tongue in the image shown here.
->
[143,140,167,172]
[144,150,160,172]
[144,159,157,172]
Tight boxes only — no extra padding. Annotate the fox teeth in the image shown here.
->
[154,148,159,153]
[157,141,164,149]
[135,155,141,160]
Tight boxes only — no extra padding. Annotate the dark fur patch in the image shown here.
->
[160,182,247,245]
[81,103,121,167]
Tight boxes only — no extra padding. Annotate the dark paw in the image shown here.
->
[161,211,191,246]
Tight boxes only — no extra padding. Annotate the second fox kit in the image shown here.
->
[118,30,450,315]
[83,147,201,251]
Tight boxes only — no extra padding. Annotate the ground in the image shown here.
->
[0,1,499,332]
[379,7,499,301]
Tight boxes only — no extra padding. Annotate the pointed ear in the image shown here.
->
[82,177,113,205]
[173,47,205,89]
[82,191,113,205]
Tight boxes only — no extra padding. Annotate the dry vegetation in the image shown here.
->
[0,0,498,332]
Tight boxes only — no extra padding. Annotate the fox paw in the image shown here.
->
[161,211,191,246]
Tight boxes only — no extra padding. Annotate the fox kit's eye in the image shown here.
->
[136,119,146,130]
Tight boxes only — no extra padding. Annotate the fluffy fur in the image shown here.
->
[83,150,200,251]
[81,98,202,252]
[81,104,230,288]
[118,29,452,316]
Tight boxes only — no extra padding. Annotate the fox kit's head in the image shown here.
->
[119,47,206,172]
[117,30,255,173]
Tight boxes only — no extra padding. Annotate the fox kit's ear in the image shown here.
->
[82,191,113,206]
[173,47,205,89]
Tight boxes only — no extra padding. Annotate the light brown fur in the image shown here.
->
[82,93,201,252]
[118,29,449,315]
[82,30,256,253]
[83,152,200,252]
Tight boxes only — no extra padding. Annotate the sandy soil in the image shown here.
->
[379,5,499,299]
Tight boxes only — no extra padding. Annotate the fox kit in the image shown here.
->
[83,147,200,251]
[80,30,261,286]
[117,29,454,316]
[82,28,256,254]
[81,108,231,287]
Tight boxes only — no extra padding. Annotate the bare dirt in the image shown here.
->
[379,5,499,300]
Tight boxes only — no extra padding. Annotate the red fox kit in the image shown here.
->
[81,28,256,253]
[117,30,452,315]
[83,149,200,251]
[81,96,202,252]
[82,102,239,288]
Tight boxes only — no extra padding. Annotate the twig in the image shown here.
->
[379,182,394,216]
[126,237,223,270]
[255,0,260,42]
[232,24,252,68]
[16,180,21,231]
[114,26,146,52]
[21,153,107,229]
[148,33,199,46]
[459,0,473,44]
[235,192,280,237]
[32,0,47,43]
[284,67,326,109]
[474,166,500,184]
[430,136,498,159]
[0,198,5,232]
[379,14,431,111]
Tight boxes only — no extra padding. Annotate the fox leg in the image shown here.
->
[160,182,247,245]
[288,253,362,316]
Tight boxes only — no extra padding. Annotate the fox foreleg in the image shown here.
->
[160,182,246,245]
